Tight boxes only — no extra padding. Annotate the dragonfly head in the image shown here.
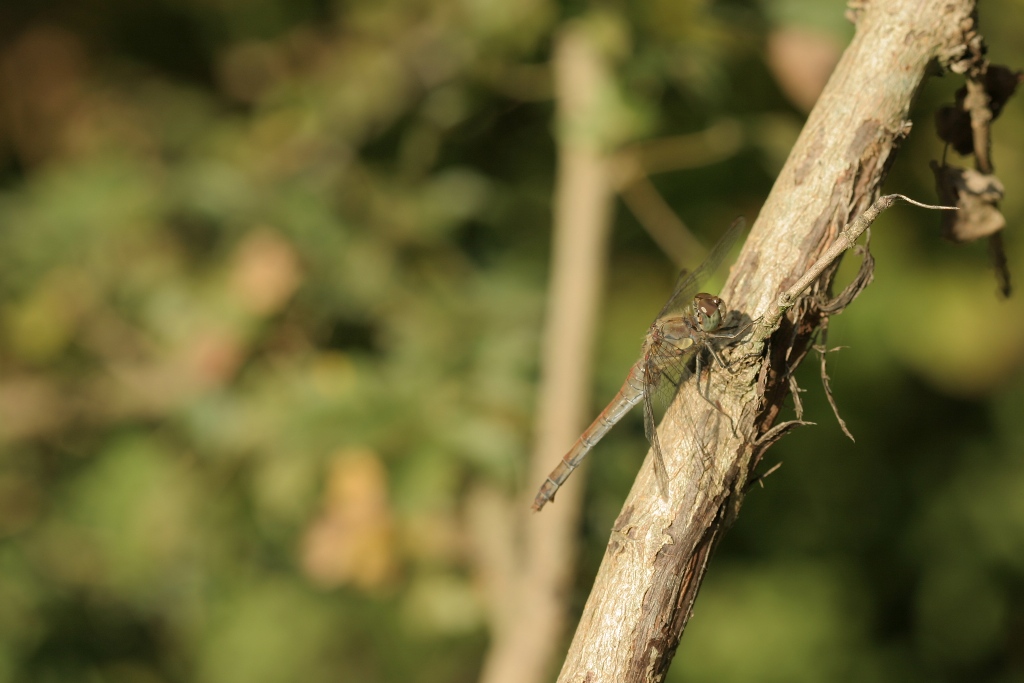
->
[693,293,724,332]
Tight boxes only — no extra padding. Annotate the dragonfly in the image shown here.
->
[532,217,747,512]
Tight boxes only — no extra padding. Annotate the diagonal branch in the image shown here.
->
[554,2,984,681]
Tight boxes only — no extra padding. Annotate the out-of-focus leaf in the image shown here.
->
[300,448,398,590]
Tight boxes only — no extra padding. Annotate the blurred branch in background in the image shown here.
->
[474,19,618,683]
[613,118,744,266]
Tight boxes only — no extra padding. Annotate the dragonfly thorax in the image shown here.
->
[692,292,724,332]
[655,318,697,346]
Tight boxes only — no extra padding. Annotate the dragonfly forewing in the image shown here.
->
[658,217,744,320]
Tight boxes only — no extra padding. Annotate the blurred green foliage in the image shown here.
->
[0,0,1022,682]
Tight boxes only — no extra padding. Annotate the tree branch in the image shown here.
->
[477,22,618,683]
[555,2,982,680]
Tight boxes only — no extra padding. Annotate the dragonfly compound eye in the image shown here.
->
[694,294,723,332]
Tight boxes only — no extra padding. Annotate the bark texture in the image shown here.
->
[556,2,982,681]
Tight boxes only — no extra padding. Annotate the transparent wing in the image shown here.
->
[657,216,746,320]
[643,333,729,503]
[641,334,704,500]
[642,363,671,500]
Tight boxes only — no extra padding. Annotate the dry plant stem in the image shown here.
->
[616,172,704,267]
[966,78,994,173]
[966,73,1012,296]
[476,25,617,683]
[612,120,745,266]
[555,2,979,681]
[756,194,956,338]
[816,325,855,442]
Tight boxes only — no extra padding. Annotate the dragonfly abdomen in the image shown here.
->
[531,363,645,511]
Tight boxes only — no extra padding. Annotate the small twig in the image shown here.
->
[750,420,814,482]
[965,77,994,173]
[815,319,855,442]
[616,118,744,179]
[818,237,876,314]
[755,194,957,340]
[615,171,704,266]
[753,419,815,449]
[788,374,805,420]
[747,462,784,491]
[612,120,744,267]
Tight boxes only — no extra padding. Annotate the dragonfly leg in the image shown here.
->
[694,351,736,436]
[706,342,738,375]
[712,317,758,342]
[705,315,761,374]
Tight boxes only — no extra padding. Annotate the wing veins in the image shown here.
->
[657,216,746,320]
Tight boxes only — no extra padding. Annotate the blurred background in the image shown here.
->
[0,0,1022,681]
